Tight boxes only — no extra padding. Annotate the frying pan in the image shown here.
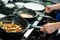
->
[0,16,29,40]
[15,8,38,22]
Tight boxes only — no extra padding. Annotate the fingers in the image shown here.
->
[40,27,45,32]
[40,23,56,34]
[45,5,53,13]
[45,7,51,13]
[40,25,51,34]
[40,24,47,32]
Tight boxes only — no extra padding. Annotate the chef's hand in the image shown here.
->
[40,23,59,34]
[45,5,54,13]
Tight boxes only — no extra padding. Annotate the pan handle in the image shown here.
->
[31,25,47,37]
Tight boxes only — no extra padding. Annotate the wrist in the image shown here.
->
[51,5,56,10]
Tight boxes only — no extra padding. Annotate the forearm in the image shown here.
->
[51,3,60,10]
